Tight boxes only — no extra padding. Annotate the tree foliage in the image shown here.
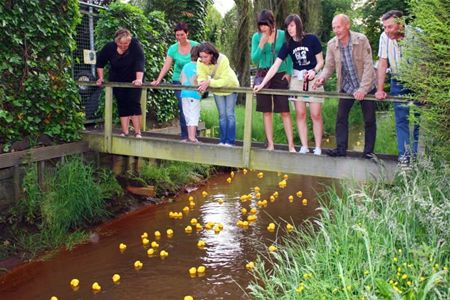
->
[0,0,84,152]
[95,2,177,123]
[400,0,450,162]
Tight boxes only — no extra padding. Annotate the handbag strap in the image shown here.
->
[210,54,221,78]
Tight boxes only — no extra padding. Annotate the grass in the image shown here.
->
[201,96,398,154]
[247,156,450,299]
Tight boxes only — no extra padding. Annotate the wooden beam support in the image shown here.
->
[104,86,113,153]
[242,92,253,167]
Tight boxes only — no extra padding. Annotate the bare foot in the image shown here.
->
[289,147,296,153]
[266,146,274,151]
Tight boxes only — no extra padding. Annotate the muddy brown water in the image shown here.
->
[0,170,336,300]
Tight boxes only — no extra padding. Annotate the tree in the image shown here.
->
[320,0,352,42]
[204,4,223,45]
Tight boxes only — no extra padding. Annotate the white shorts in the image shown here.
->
[289,76,324,103]
[182,97,201,126]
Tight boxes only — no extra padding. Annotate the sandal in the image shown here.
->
[120,132,129,137]
[135,132,142,138]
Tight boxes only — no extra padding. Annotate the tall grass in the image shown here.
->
[248,156,449,299]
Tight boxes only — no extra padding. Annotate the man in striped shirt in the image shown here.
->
[375,10,420,163]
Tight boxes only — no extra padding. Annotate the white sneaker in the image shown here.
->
[313,147,322,155]
[224,143,234,147]
[298,146,310,154]
[218,142,225,146]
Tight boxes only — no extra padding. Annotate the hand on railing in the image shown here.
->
[150,79,161,86]
[312,77,324,90]
[96,78,104,86]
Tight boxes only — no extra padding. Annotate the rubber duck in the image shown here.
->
[142,238,150,246]
[261,200,268,207]
[302,199,308,206]
[50,297,58,300]
[217,198,224,204]
[134,260,143,269]
[247,215,257,222]
[242,221,249,227]
[70,278,79,289]
[205,222,214,229]
[169,211,175,218]
[257,172,264,178]
[269,195,275,202]
[255,192,261,199]
[182,206,190,214]
[273,191,279,198]
[166,228,174,237]
[141,232,148,239]
[147,248,155,256]
[236,220,243,227]
[240,195,248,202]
[151,241,159,248]
[119,243,127,252]
[250,207,257,214]
[185,225,193,233]
[188,196,194,201]
[112,274,120,284]
[241,208,247,215]
[154,231,161,238]
[213,226,221,234]
[226,177,232,183]
[195,223,203,231]
[283,174,289,180]
[190,218,198,225]
[189,267,197,276]
[160,250,169,258]
[184,296,194,300]
[286,223,294,232]
[202,191,208,197]
[288,195,294,202]
[296,191,303,198]
[246,261,255,271]
[230,171,235,178]
[267,223,276,232]
[243,168,248,174]
[91,282,102,291]
[197,240,206,248]
[257,200,263,207]
[268,245,277,252]
[278,180,287,189]
[254,186,260,193]
[197,265,206,273]
[189,201,196,209]
[177,212,184,219]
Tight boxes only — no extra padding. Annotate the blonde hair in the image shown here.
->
[114,28,132,43]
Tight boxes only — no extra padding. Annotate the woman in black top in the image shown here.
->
[96,28,145,137]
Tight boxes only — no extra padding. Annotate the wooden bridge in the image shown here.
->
[81,82,405,181]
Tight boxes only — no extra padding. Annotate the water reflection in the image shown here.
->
[0,170,336,299]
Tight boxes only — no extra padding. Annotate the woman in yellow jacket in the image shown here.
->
[197,42,240,146]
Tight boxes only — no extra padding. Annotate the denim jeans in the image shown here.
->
[390,79,420,160]
[214,93,237,144]
[173,80,188,139]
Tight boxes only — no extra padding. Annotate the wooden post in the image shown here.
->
[242,92,253,167]
[140,87,147,132]
[38,160,45,191]
[104,86,113,153]
[13,163,20,201]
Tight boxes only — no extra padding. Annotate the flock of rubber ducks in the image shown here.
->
[49,169,310,300]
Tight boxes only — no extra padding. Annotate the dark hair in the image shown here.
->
[284,14,305,43]
[174,22,189,33]
[197,42,220,65]
[190,45,200,61]
[257,9,275,32]
[381,10,403,21]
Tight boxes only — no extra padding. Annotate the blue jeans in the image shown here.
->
[214,93,237,144]
[173,80,188,139]
[390,79,420,160]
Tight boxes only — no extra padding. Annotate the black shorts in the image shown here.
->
[256,72,290,113]
[113,87,142,117]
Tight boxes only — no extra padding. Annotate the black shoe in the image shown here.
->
[327,149,346,157]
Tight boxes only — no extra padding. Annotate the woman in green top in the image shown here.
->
[251,10,296,152]
[151,22,199,140]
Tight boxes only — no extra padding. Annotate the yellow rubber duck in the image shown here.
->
[296,191,303,198]
[250,207,257,215]
[197,265,206,273]
[70,278,79,289]
[246,261,255,271]
[261,200,268,207]
[226,177,232,183]
[91,282,102,291]
[240,194,248,202]
[197,240,206,248]
[160,250,169,258]
[283,174,289,180]
[268,245,277,252]
[217,198,224,204]
[257,172,264,178]
[169,211,175,219]
[241,208,247,215]
[50,297,58,300]
[254,186,260,193]
[182,206,190,214]
[267,223,276,232]
[213,226,221,234]
[205,221,214,229]
[269,195,275,202]
[190,218,198,225]
[273,191,279,198]
[189,201,196,209]
[288,195,294,202]
[255,192,261,199]
[119,243,127,252]
[147,248,155,256]
[243,168,248,174]
[184,296,194,300]
[166,228,174,237]
[141,232,148,239]
[286,224,294,232]
[177,212,184,219]
[236,220,243,227]
[134,260,143,269]
[188,196,194,201]
[189,267,197,276]
[185,225,193,233]
[257,200,263,207]
[278,180,287,188]
[196,223,203,231]
[230,171,235,178]
[302,199,308,206]
[202,191,208,197]
[242,221,249,227]
[112,274,120,284]
[151,241,159,248]
[154,231,161,238]
[142,238,150,246]
[247,215,257,222]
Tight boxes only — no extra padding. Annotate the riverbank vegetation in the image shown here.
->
[248,156,449,298]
